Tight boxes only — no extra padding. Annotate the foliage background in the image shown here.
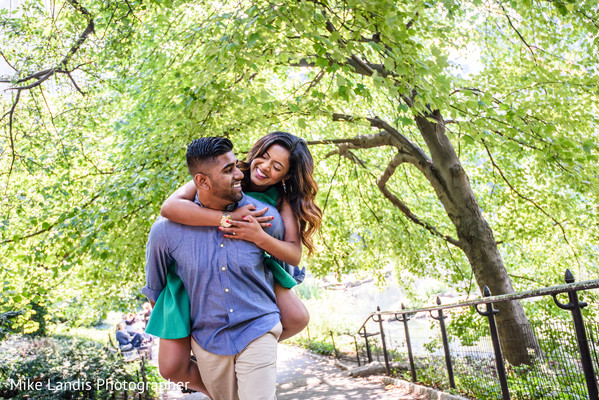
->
[0,0,598,333]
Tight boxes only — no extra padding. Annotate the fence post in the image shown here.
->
[329,330,339,357]
[363,325,373,363]
[397,303,417,382]
[430,296,455,389]
[374,306,391,375]
[140,356,148,400]
[354,335,361,366]
[476,286,510,400]
[552,269,598,400]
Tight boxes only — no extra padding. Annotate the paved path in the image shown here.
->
[158,343,426,400]
[276,345,426,400]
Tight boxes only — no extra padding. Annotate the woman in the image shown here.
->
[147,131,322,395]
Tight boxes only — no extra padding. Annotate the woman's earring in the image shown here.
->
[282,180,287,193]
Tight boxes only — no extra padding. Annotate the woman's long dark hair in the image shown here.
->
[240,132,322,256]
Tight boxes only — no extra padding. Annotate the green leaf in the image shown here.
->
[247,32,261,47]
[398,116,412,125]
[383,57,395,72]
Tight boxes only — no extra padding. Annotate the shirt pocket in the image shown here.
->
[232,239,264,268]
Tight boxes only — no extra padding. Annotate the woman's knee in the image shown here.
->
[288,305,310,329]
[158,356,188,380]
[275,284,310,335]
[158,338,193,380]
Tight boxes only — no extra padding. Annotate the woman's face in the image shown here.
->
[249,144,291,190]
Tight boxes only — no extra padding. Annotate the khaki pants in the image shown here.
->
[191,322,282,400]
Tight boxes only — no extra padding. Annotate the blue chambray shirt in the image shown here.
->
[142,194,281,356]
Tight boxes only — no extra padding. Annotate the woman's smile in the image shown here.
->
[250,144,291,190]
[254,167,268,180]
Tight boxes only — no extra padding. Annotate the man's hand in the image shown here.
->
[228,204,274,227]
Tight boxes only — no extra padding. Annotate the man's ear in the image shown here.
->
[194,173,211,191]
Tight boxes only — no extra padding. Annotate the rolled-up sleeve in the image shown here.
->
[142,219,172,302]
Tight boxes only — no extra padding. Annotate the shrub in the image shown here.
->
[0,311,22,341]
[0,334,143,399]
[294,337,338,357]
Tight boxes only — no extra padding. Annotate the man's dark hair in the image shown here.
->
[186,137,234,176]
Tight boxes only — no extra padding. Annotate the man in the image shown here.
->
[142,137,282,400]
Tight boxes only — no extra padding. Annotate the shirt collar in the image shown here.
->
[194,194,240,212]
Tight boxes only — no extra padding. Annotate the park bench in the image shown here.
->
[107,332,153,362]
[105,333,153,400]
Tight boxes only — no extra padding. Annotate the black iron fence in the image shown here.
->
[353,270,599,400]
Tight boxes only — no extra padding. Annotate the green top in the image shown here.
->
[248,186,278,207]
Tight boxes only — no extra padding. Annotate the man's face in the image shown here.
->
[204,151,244,205]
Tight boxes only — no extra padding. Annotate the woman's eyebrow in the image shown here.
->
[264,150,286,169]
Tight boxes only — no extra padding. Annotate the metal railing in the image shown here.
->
[353,269,599,400]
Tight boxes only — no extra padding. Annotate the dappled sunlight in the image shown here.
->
[275,344,430,400]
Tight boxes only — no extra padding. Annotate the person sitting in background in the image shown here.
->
[124,312,138,331]
[116,322,144,351]
[125,312,146,334]
[140,302,152,326]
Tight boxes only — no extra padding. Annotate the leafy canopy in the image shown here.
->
[1,0,598,328]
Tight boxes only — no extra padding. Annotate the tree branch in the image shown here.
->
[2,0,95,195]
[8,0,94,92]
[307,130,393,149]
[508,273,543,285]
[4,90,21,194]
[321,153,342,213]
[292,55,415,106]
[449,104,547,150]
[116,0,136,22]
[14,68,54,84]
[325,146,367,168]
[377,153,461,247]
[498,2,537,63]
[405,12,419,30]
[0,50,17,71]
[482,140,580,266]
[63,71,86,95]
[311,126,461,247]
[1,193,101,244]
[332,113,430,165]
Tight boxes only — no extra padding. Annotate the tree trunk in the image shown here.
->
[415,111,539,365]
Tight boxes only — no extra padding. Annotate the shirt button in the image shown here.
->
[220,243,224,248]
[229,309,234,313]
[224,288,230,293]
[221,266,226,271]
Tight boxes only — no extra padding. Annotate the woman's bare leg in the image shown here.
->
[157,336,211,398]
[275,283,310,341]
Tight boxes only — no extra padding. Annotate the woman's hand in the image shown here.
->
[229,204,274,227]
[219,215,271,243]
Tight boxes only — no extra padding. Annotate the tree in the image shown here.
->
[1,0,598,364]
